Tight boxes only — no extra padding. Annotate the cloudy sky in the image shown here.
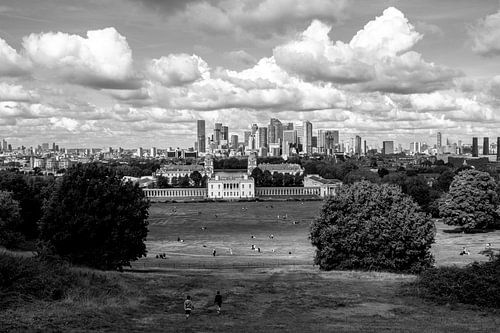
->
[1,0,500,149]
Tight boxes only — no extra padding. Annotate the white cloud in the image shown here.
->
[147,54,209,86]
[22,27,138,89]
[0,38,30,76]
[0,83,37,102]
[470,10,500,56]
[274,7,460,93]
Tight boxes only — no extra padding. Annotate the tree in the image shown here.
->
[0,191,23,248]
[189,171,202,187]
[294,172,304,186]
[434,170,455,192]
[170,176,179,188]
[156,175,170,188]
[39,163,150,270]
[179,174,191,187]
[283,173,294,187]
[261,170,273,187]
[251,167,263,187]
[439,169,498,231]
[310,181,435,273]
[343,169,379,184]
[272,172,284,187]
[377,167,389,178]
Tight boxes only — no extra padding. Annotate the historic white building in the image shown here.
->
[207,172,255,200]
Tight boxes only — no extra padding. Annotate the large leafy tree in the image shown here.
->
[439,169,498,231]
[0,191,23,248]
[39,163,150,270]
[310,181,435,273]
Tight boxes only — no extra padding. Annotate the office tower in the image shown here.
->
[268,118,283,146]
[437,132,442,148]
[410,142,421,154]
[1,139,7,151]
[497,138,500,161]
[312,136,317,148]
[231,135,238,150]
[197,120,206,153]
[283,130,297,145]
[283,122,294,131]
[355,135,362,155]
[150,147,157,157]
[295,125,303,145]
[222,126,229,141]
[364,140,367,155]
[137,147,143,157]
[383,141,394,155]
[244,131,251,147]
[52,142,56,151]
[483,137,489,155]
[251,123,258,135]
[472,137,478,157]
[318,130,339,154]
[303,121,312,154]
[257,127,268,149]
[213,123,222,146]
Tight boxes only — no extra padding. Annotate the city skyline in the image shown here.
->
[1,1,500,148]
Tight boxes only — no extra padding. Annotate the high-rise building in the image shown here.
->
[231,135,238,150]
[295,125,303,145]
[283,122,294,131]
[222,126,229,141]
[257,127,268,149]
[497,137,500,161]
[197,120,206,153]
[318,130,339,154]
[150,147,157,157]
[244,131,251,147]
[268,118,283,146]
[1,139,7,151]
[137,147,143,157]
[355,135,362,155]
[283,130,297,145]
[437,132,442,148]
[383,141,394,155]
[483,137,489,155]
[472,137,478,157]
[312,136,317,148]
[364,140,367,155]
[303,121,312,154]
[214,123,222,146]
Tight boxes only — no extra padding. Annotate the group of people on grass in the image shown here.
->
[184,291,223,319]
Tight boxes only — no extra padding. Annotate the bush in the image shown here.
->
[0,253,74,308]
[412,254,500,308]
[310,181,435,273]
[39,163,150,270]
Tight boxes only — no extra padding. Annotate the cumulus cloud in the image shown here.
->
[274,7,460,93]
[143,0,346,39]
[22,27,138,89]
[470,10,500,56]
[0,38,30,76]
[0,83,38,102]
[147,54,209,86]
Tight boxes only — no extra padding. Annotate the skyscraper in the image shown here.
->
[483,137,489,155]
[231,135,238,150]
[214,123,222,146]
[497,137,500,162]
[268,118,283,146]
[197,120,206,153]
[222,126,229,141]
[355,135,362,155]
[383,141,394,155]
[472,137,478,157]
[257,127,268,149]
[318,130,339,154]
[437,132,442,148]
[303,121,312,154]
[244,131,251,147]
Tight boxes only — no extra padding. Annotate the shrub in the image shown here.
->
[412,253,500,308]
[439,169,498,231]
[310,181,435,273]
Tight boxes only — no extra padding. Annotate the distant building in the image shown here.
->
[207,172,255,200]
[472,137,478,157]
[355,135,362,155]
[383,141,394,155]
[437,132,442,149]
[303,121,313,154]
[197,120,206,153]
[483,137,489,155]
[258,163,304,175]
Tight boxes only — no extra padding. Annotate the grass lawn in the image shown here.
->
[2,201,499,332]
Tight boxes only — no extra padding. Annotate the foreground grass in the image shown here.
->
[1,265,499,332]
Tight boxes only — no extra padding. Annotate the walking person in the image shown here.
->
[184,295,194,319]
[214,291,223,315]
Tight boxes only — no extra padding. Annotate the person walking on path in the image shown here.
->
[184,295,194,319]
[214,291,223,315]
